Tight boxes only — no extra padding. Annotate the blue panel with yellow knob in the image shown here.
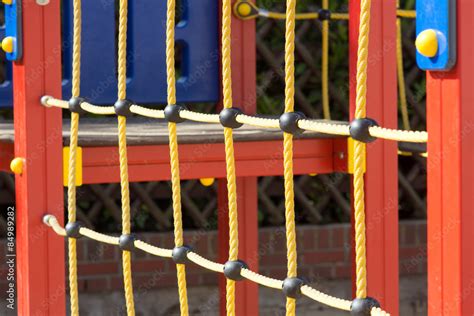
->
[416,0,456,71]
[1,0,22,61]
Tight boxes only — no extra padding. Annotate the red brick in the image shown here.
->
[78,262,118,275]
[259,254,288,267]
[317,228,331,249]
[311,266,335,279]
[300,230,315,250]
[332,226,347,249]
[303,251,344,264]
[132,259,167,274]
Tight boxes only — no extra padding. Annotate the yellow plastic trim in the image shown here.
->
[415,29,438,58]
[199,178,215,187]
[1,37,14,54]
[63,146,82,186]
[10,157,25,175]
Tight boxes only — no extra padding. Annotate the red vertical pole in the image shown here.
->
[218,1,258,315]
[13,1,65,315]
[427,1,474,315]
[349,0,399,313]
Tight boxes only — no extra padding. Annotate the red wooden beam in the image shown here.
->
[349,0,399,313]
[13,1,65,315]
[427,1,474,315]
[80,138,346,184]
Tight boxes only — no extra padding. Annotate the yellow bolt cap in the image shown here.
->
[1,37,14,54]
[200,178,215,187]
[2,0,13,5]
[10,157,25,175]
[416,29,438,58]
[309,173,317,177]
[237,2,252,17]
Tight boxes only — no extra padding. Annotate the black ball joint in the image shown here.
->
[318,9,331,21]
[119,234,136,251]
[219,108,244,129]
[69,97,87,115]
[349,118,379,143]
[164,104,187,123]
[350,297,380,316]
[223,260,248,281]
[172,245,193,264]
[65,222,83,239]
[279,112,306,135]
[114,99,134,117]
[282,277,305,299]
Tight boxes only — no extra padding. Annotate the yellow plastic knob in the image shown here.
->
[199,178,215,187]
[237,2,252,17]
[1,37,14,54]
[2,0,13,5]
[10,157,25,175]
[416,29,438,58]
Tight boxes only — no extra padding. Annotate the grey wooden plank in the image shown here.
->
[0,117,344,146]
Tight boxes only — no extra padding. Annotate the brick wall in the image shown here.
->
[0,220,427,294]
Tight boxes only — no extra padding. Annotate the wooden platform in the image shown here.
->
[0,117,349,182]
[0,117,343,146]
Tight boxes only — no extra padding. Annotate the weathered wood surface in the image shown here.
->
[0,117,344,146]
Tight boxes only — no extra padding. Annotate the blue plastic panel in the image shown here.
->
[416,0,456,71]
[0,0,219,107]
[4,0,22,61]
[0,24,13,107]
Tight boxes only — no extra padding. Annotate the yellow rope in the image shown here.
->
[321,0,330,120]
[165,0,190,313]
[353,0,372,299]
[117,0,135,314]
[67,0,82,314]
[284,0,298,313]
[222,0,239,314]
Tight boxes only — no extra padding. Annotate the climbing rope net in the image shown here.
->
[41,0,426,315]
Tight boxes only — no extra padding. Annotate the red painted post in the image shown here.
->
[13,1,65,315]
[349,0,399,313]
[427,1,474,315]
[218,0,258,314]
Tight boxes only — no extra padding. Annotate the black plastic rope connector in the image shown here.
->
[282,277,305,299]
[349,118,379,143]
[279,111,306,135]
[65,222,83,239]
[68,97,87,115]
[223,259,248,281]
[114,99,134,117]
[119,234,136,251]
[350,297,380,316]
[164,104,187,123]
[318,9,331,21]
[219,107,244,129]
[172,245,193,264]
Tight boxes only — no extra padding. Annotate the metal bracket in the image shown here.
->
[2,0,22,61]
[416,0,456,71]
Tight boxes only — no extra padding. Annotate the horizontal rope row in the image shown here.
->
[233,0,415,21]
[41,96,428,143]
[43,214,389,314]
[256,9,415,20]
